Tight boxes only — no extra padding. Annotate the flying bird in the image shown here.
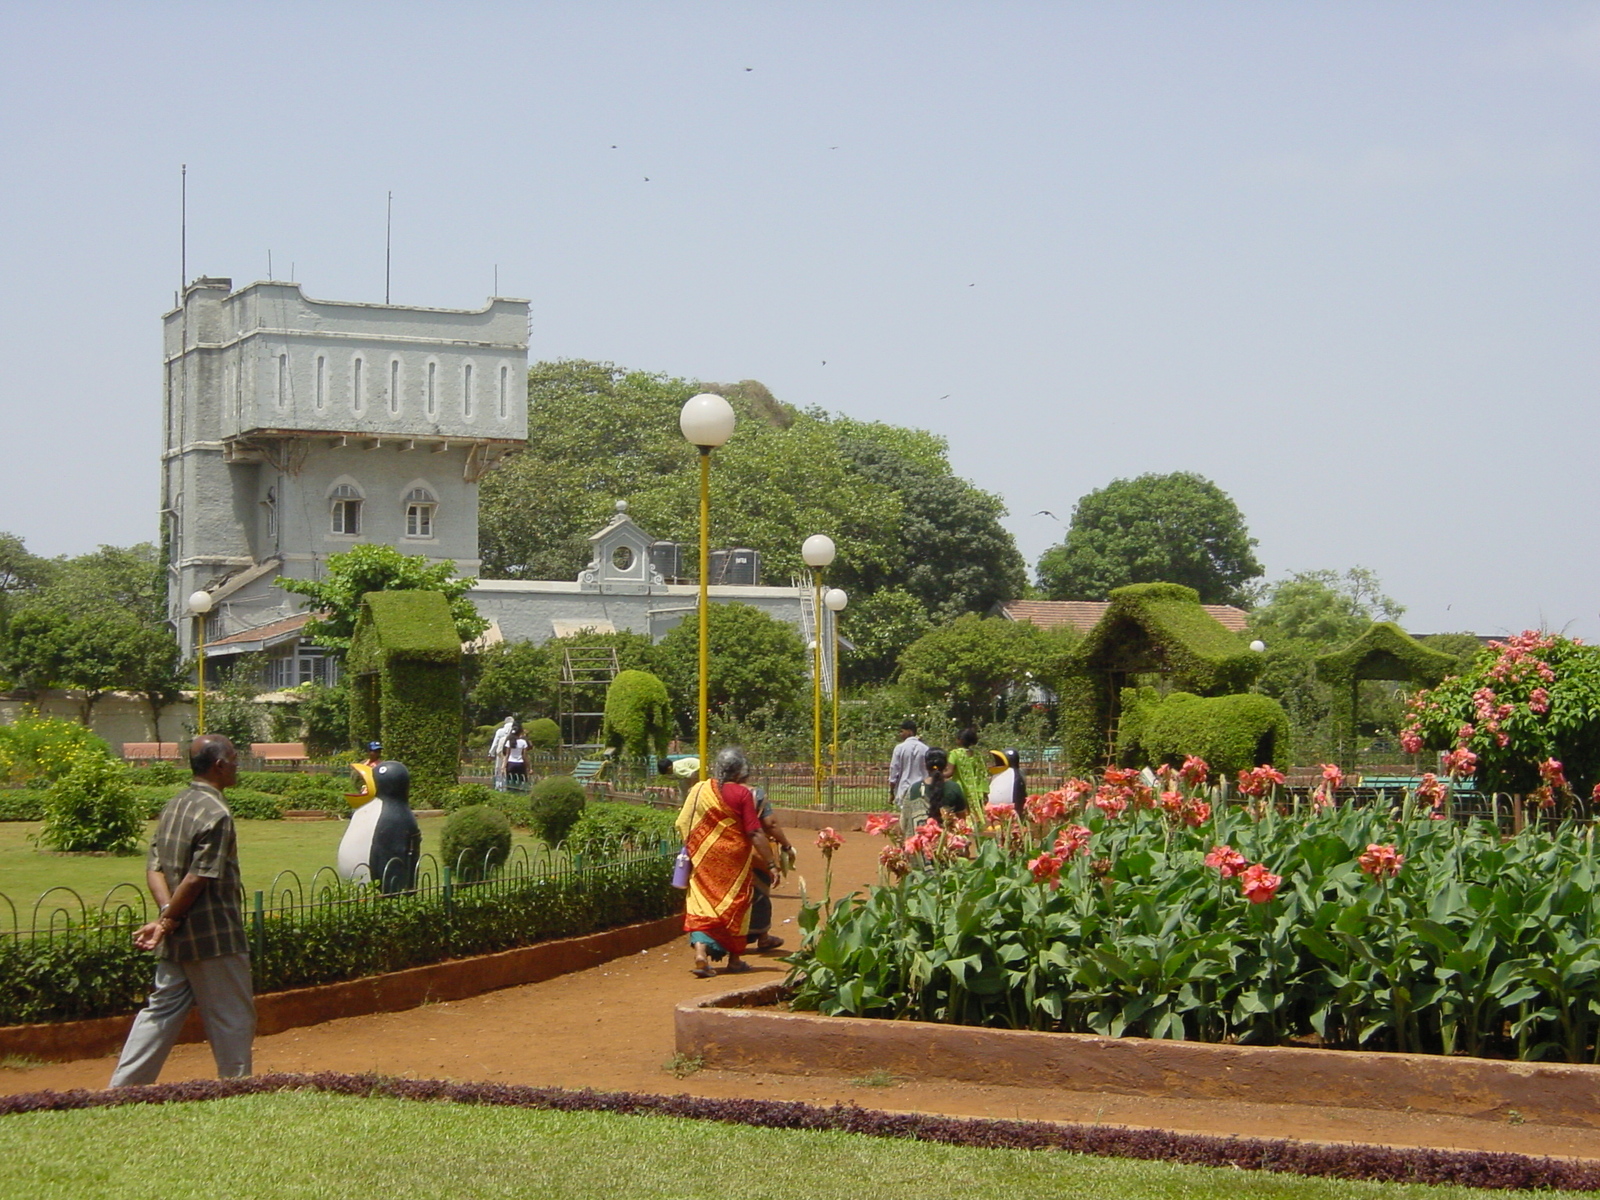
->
[1035,510,1062,522]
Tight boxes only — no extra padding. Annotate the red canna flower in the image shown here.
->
[1358,843,1404,879]
[1239,862,1282,904]
[1204,845,1247,878]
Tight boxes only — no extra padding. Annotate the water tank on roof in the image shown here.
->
[649,541,683,583]
[710,548,761,586]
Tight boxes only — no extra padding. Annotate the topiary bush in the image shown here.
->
[528,774,586,847]
[1134,691,1292,776]
[440,804,512,881]
[40,751,144,854]
[602,670,673,760]
[566,800,676,859]
[525,717,560,751]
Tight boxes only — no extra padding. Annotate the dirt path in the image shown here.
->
[6,831,1600,1162]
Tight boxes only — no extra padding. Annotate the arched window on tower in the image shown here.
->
[404,487,437,539]
[330,483,363,536]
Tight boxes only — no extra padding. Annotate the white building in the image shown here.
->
[162,276,529,681]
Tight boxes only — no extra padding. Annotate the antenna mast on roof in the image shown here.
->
[180,164,187,293]
[385,191,392,304]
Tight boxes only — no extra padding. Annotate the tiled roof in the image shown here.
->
[205,611,312,651]
[997,599,1251,635]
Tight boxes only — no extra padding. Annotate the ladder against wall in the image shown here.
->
[558,645,620,748]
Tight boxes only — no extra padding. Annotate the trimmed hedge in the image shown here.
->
[567,801,676,859]
[0,850,673,1024]
[525,717,560,751]
[1117,688,1291,775]
[602,670,672,760]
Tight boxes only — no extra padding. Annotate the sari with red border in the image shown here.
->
[679,779,756,954]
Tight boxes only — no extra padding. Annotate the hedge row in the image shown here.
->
[0,851,674,1025]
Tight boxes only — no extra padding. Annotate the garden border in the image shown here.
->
[3,914,682,1063]
[677,983,1600,1131]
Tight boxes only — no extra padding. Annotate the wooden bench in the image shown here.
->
[572,759,608,783]
[250,742,309,766]
[122,742,183,763]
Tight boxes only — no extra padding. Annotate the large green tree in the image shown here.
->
[897,613,1051,729]
[280,544,487,651]
[655,602,807,725]
[0,543,185,730]
[478,363,1028,681]
[1037,472,1263,605]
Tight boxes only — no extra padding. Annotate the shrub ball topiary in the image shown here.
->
[440,804,512,882]
[528,774,586,847]
[566,801,677,859]
[41,750,144,854]
[525,718,560,751]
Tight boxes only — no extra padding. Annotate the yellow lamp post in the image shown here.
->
[801,534,836,807]
[188,590,214,734]
[824,586,848,781]
[679,393,737,781]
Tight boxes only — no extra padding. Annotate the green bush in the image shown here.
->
[441,804,512,881]
[0,791,44,821]
[602,671,672,759]
[525,717,560,751]
[1129,691,1292,776]
[567,801,676,859]
[40,751,144,854]
[442,782,497,812]
[123,761,188,787]
[528,774,586,847]
[282,773,346,806]
[468,724,500,750]
[0,714,111,786]
[130,785,284,821]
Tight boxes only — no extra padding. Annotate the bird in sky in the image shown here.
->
[1035,510,1062,522]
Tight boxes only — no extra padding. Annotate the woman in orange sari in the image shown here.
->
[675,747,777,978]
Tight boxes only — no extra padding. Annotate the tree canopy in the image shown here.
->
[1036,472,1263,605]
[897,613,1078,729]
[1248,568,1404,646]
[280,544,486,651]
[655,602,807,725]
[478,361,1027,683]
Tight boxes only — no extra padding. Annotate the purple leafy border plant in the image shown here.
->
[1,1072,1594,1191]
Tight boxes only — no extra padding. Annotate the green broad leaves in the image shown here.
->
[786,802,1600,1062]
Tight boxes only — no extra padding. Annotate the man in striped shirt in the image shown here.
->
[110,734,255,1086]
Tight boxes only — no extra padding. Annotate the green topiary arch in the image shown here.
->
[1314,621,1457,770]
[1057,583,1265,770]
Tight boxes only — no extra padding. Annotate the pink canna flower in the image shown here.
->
[1091,787,1128,819]
[1158,789,1184,816]
[1239,863,1282,904]
[1400,728,1424,755]
[1179,755,1210,786]
[863,813,900,838]
[1182,799,1211,827]
[1539,759,1567,789]
[1053,824,1092,858]
[1028,851,1064,885]
[1204,845,1248,878]
[878,844,909,878]
[1358,843,1404,879]
[815,827,845,853]
[984,800,1016,822]
[1320,763,1344,789]
[1025,790,1069,824]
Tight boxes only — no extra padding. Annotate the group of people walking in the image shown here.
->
[890,720,1026,831]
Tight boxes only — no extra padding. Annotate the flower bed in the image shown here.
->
[787,761,1600,1063]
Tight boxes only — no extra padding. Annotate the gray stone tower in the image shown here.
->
[161,277,528,678]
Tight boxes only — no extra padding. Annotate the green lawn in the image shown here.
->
[0,818,552,925]
[0,1092,1578,1200]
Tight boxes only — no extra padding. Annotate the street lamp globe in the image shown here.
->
[189,591,214,615]
[824,588,848,613]
[801,534,836,569]
[678,393,737,448]
[1249,639,1266,653]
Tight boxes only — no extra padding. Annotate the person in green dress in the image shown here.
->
[947,728,987,816]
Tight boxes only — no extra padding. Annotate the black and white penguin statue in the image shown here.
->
[337,760,421,893]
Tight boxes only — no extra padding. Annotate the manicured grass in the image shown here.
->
[0,818,552,922]
[1,1091,1583,1200]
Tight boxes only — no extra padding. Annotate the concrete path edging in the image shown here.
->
[4,914,684,1064]
[677,983,1600,1130]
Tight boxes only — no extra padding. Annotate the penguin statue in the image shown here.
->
[337,760,421,893]
[987,747,1026,818]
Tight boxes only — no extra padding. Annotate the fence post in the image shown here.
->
[442,866,454,918]
[252,890,264,959]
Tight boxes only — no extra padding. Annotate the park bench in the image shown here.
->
[122,742,182,763]
[250,742,309,766]
[572,759,608,783]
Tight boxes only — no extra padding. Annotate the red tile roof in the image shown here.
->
[997,599,1250,635]
[206,611,312,650]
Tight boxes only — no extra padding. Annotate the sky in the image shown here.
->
[1,1,1595,639]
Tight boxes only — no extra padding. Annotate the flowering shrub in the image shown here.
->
[1405,632,1600,797]
[0,712,112,787]
[789,770,1600,1061]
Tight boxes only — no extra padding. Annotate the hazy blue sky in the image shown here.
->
[2,2,1595,638]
